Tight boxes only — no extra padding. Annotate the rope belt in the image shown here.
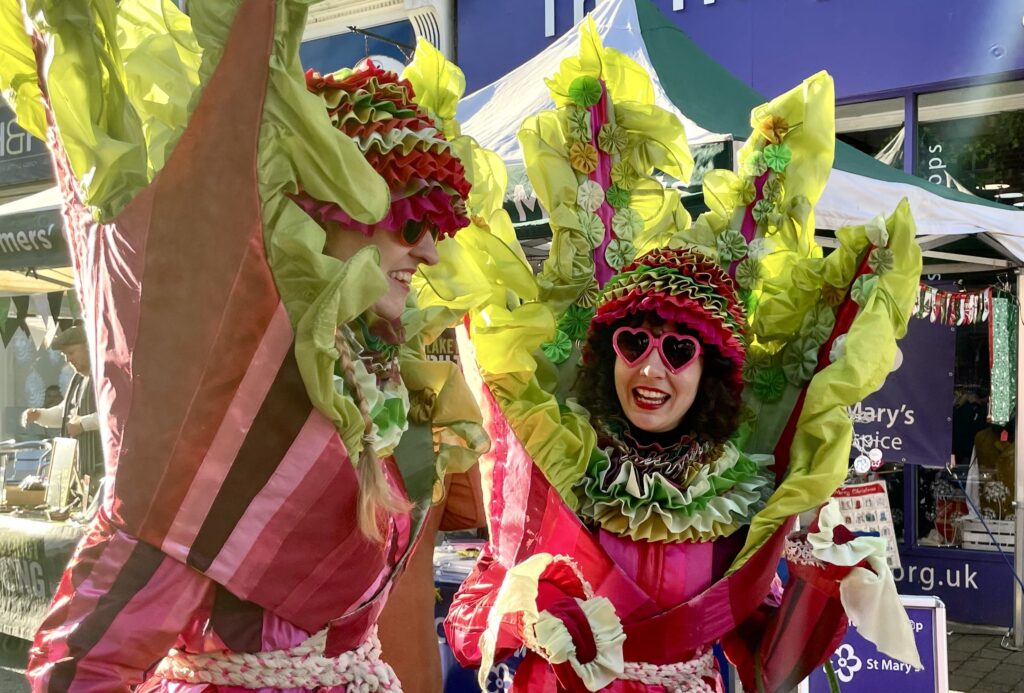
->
[621,649,717,692]
[153,625,402,691]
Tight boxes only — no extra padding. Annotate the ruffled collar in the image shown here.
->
[596,418,718,486]
[574,420,774,543]
[335,317,410,457]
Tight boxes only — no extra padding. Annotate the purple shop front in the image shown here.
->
[456,0,1024,99]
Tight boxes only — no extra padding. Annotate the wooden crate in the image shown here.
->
[958,517,1015,552]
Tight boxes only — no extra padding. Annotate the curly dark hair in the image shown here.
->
[576,312,742,445]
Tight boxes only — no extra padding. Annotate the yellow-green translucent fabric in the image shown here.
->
[0,1,489,471]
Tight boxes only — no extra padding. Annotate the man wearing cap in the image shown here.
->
[22,325,104,502]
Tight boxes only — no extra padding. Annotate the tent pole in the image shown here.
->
[1014,270,1024,648]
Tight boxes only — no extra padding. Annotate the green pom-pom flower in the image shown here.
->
[739,179,757,205]
[610,162,637,188]
[865,214,889,247]
[541,329,573,364]
[605,185,631,210]
[762,176,785,203]
[868,247,895,275]
[567,108,592,142]
[598,123,628,155]
[576,180,605,213]
[605,238,636,270]
[716,229,748,263]
[577,210,606,248]
[800,304,836,345]
[577,278,600,307]
[763,143,792,172]
[735,258,762,289]
[568,76,603,107]
[560,304,595,341]
[612,208,643,241]
[744,151,768,177]
[751,199,775,224]
[783,336,820,385]
[751,367,787,403]
[851,274,879,306]
[746,237,773,261]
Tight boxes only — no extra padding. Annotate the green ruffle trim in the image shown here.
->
[574,442,774,543]
[601,265,745,334]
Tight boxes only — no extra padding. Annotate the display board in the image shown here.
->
[801,595,948,693]
[0,515,82,640]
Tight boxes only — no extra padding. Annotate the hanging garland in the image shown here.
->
[912,283,994,326]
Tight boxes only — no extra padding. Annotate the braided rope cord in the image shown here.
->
[153,626,402,691]
[621,649,716,691]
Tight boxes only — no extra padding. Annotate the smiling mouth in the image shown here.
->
[632,387,669,410]
[388,270,414,289]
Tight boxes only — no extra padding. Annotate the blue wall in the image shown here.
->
[457,0,1024,99]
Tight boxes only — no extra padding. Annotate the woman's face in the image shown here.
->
[323,222,440,321]
[613,320,703,433]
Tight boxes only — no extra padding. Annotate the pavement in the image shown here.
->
[949,632,1024,692]
[0,638,27,693]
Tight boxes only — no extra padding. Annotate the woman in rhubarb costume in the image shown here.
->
[0,3,486,691]
[421,21,925,692]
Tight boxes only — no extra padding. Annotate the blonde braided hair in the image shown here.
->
[335,330,411,542]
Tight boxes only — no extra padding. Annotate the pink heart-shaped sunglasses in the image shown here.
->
[612,326,702,374]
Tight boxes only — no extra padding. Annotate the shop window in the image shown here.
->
[836,97,904,169]
[909,318,1017,550]
[916,80,1024,209]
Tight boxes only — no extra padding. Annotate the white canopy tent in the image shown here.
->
[457,0,1024,268]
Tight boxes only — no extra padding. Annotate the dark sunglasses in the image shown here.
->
[612,326,702,374]
[400,219,441,247]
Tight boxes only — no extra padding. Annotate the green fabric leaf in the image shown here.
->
[568,75,603,107]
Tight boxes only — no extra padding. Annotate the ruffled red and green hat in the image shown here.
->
[590,247,746,393]
[293,61,471,238]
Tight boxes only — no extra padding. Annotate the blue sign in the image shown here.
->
[893,550,1013,626]
[0,106,51,188]
[457,0,1024,99]
[805,596,947,693]
[849,316,955,467]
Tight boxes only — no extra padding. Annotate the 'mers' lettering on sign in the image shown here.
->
[0,222,55,255]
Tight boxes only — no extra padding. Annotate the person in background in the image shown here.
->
[378,469,485,693]
[22,325,104,500]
